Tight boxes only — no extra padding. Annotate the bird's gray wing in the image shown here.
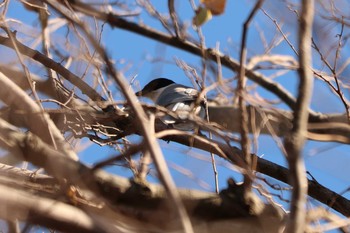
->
[156,84,200,106]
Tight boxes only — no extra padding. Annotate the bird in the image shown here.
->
[135,78,206,130]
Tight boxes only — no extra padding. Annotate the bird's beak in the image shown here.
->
[135,90,142,96]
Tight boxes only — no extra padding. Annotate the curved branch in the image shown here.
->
[160,131,350,217]
[0,35,106,105]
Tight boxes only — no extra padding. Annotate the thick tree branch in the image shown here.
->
[0,119,285,232]
[208,105,350,144]
[0,183,109,233]
[284,1,314,233]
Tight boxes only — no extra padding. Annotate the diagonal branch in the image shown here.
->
[0,183,108,233]
[168,0,181,38]
[43,1,194,232]
[0,72,78,161]
[0,35,106,105]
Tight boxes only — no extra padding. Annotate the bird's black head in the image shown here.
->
[136,78,175,96]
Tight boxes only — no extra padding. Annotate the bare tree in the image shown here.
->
[0,0,349,232]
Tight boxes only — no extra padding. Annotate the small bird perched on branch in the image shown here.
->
[136,78,206,130]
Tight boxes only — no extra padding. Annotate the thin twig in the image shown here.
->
[138,0,174,35]
[237,0,264,194]
[168,0,181,38]
[92,143,144,171]
[0,35,106,105]
[267,5,349,121]
[312,34,350,121]
[261,9,299,56]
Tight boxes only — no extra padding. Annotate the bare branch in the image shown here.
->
[168,0,181,38]
[0,72,78,160]
[284,1,314,232]
[0,35,106,106]
[237,0,264,193]
[0,183,109,233]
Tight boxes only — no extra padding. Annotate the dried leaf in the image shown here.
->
[201,0,226,15]
[192,6,212,27]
